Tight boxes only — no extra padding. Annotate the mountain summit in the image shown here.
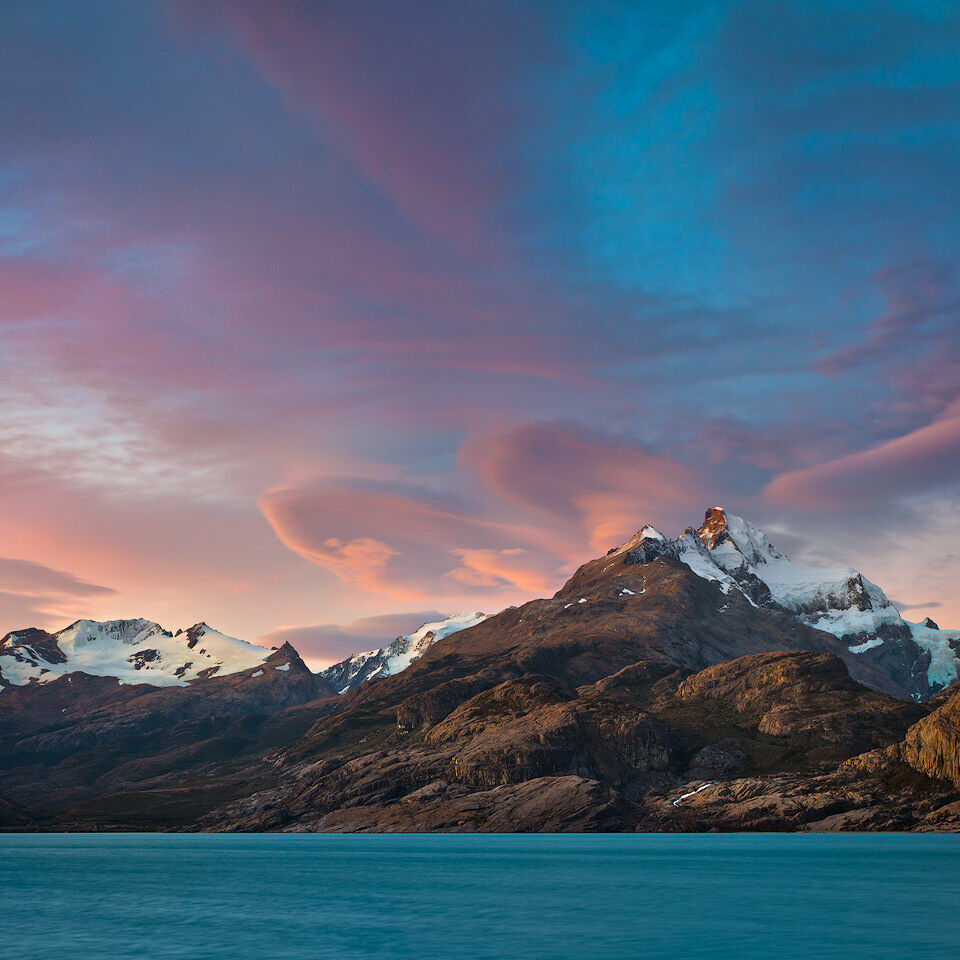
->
[610,508,959,701]
[321,612,487,694]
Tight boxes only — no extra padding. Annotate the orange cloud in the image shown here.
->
[447,547,556,595]
[461,422,705,550]
[258,479,566,604]
[308,537,401,595]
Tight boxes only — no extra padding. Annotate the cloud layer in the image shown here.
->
[259,478,566,605]
[0,557,116,634]
[766,403,960,510]
[0,1,958,647]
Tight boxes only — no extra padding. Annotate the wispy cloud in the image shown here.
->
[0,0,958,638]
[765,401,960,510]
[0,556,115,634]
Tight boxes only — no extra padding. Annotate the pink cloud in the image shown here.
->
[257,424,708,612]
[447,548,556,595]
[690,414,855,473]
[461,422,705,550]
[0,556,116,635]
[258,479,568,604]
[765,401,960,509]
[0,557,115,600]
[171,0,550,250]
[818,260,960,429]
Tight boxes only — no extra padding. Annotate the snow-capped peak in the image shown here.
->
[696,507,785,567]
[618,508,960,700]
[321,611,487,694]
[0,618,274,689]
[609,525,666,558]
[692,509,890,617]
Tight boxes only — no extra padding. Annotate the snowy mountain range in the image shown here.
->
[0,619,273,690]
[618,507,960,700]
[4,508,960,833]
[0,611,489,696]
[0,509,956,703]
[320,612,487,694]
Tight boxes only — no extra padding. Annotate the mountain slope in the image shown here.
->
[0,642,336,821]
[197,649,952,834]
[0,619,274,689]
[386,521,907,700]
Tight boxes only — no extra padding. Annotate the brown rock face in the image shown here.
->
[187,643,941,833]
[696,506,732,550]
[426,675,674,789]
[900,685,960,784]
[0,628,67,665]
[270,775,622,833]
[8,643,333,755]
[675,652,922,749]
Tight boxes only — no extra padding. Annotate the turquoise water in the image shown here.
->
[2,833,958,959]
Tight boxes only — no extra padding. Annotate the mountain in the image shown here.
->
[622,507,960,701]
[1,507,959,833]
[0,618,275,689]
[0,641,336,826]
[4,509,950,704]
[0,641,332,746]
[321,612,487,694]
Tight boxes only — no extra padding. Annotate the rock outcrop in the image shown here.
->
[900,685,960,785]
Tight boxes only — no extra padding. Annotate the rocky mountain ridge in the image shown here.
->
[1,508,959,833]
[320,612,487,694]
[2,509,954,705]
[0,618,274,689]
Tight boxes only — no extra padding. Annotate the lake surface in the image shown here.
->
[3,833,958,959]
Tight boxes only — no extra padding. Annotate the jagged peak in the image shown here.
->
[1,626,54,646]
[610,524,666,557]
[321,611,487,694]
[696,508,785,567]
[267,642,306,668]
[696,506,731,549]
[602,508,901,620]
[0,616,281,689]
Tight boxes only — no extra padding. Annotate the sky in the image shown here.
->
[1,0,959,666]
